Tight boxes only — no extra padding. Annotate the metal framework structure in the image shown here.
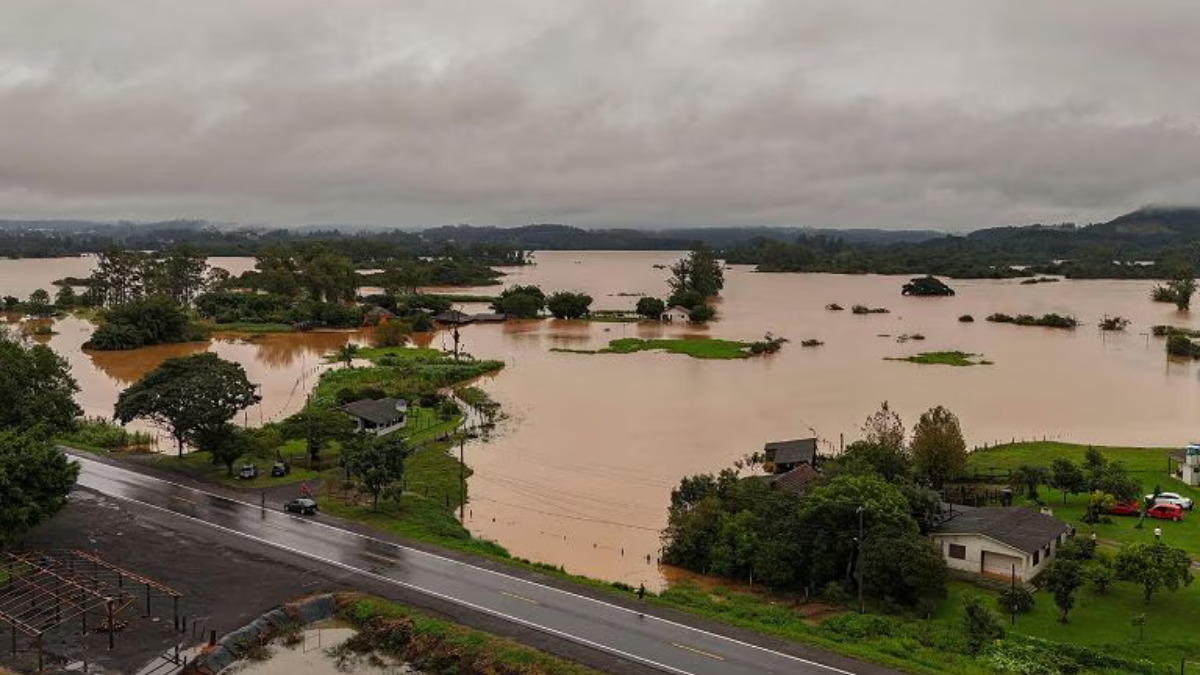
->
[0,550,182,670]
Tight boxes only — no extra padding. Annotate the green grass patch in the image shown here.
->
[351,345,446,361]
[210,322,295,333]
[310,359,504,409]
[933,580,1199,668]
[552,337,755,359]
[336,593,608,675]
[967,442,1200,558]
[886,351,992,366]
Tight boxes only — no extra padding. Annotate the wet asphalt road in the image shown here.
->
[73,454,889,675]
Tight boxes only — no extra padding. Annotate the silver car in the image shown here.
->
[1146,492,1194,510]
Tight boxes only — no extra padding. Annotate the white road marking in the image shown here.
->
[71,454,861,675]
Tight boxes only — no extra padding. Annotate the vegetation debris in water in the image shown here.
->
[885,351,992,367]
[986,312,1077,329]
[1098,316,1130,332]
[851,305,890,315]
[551,337,762,359]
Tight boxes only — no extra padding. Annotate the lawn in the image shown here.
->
[552,337,756,359]
[967,442,1200,557]
[885,351,992,367]
[934,579,1200,668]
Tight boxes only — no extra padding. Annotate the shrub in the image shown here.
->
[825,303,844,311]
[1167,333,1200,358]
[852,305,890,315]
[997,585,1035,613]
[1098,316,1130,331]
[688,304,716,323]
[962,595,1004,656]
[901,276,955,297]
[635,297,666,319]
[958,314,974,323]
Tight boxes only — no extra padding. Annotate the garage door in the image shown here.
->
[982,550,1022,579]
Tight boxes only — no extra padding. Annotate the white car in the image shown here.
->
[1145,492,1194,510]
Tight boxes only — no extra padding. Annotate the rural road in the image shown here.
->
[72,453,893,675]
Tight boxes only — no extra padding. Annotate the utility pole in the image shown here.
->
[459,432,466,522]
[855,506,865,614]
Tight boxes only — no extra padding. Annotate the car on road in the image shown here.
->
[271,462,290,477]
[1108,501,1139,516]
[237,464,258,480]
[1145,492,1193,510]
[284,498,319,515]
[1146,504,1184,521]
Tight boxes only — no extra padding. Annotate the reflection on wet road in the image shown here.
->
[71,453,876,675]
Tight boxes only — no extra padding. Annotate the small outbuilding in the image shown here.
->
[763,438,818,473]
[339,398,408,436]
[931,506,1072,581]
[660,306,691,323]
[433,310,474,325]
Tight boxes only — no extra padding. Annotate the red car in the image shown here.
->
[1108,501,1140,516]
[1147,504,1184,522]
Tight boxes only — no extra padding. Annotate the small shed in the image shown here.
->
[338,398,409,436]
[660,306,690,323]
[433,310,474,325]
[763,438,818,473]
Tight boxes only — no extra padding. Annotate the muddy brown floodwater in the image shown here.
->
[3,251,1200,588]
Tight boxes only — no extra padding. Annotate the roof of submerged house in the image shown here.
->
[765,464,821,495]
[338,398,408,425]
[932,507,1071,554]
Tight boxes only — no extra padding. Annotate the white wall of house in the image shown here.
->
[931,533,1070,581]
[355,417,406,436]
[661,309,689,323]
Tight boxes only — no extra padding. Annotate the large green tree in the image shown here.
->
[342,434,408,509]
[668,246,724,299]
[114,353,261,457]
[1115,541,1193,602]
[1041,559,1084,623]
[279,408,357,465]
[1049,457,1086,505]
[0,330,81,432]
[491,285,545,318]
[910,406,967,489]
[0,431,80,545]
[546,292,593,319]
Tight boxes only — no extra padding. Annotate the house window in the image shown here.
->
[1033,550,1040,565]
[948,544,966,560]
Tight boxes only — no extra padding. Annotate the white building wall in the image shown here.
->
[932,533,1034,580]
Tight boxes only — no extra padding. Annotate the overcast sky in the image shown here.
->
[2,1,1199,231]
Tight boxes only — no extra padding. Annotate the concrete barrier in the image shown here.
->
[187,594,338,675]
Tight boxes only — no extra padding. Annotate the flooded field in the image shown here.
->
[3,251,1200,586]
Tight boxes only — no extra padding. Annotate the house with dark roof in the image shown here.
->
[761,463,821,496]
[763,438,818,473]
[433,310,474,325]
[931,506,1072,581]
[338,398,408,436]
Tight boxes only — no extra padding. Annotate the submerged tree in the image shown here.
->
[668,246,724,301]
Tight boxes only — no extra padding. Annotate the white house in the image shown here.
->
[660,305,690,323]
[338,398,408,436]
[931,506,1072,581]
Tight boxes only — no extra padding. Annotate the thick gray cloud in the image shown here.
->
[2,0,1199,230]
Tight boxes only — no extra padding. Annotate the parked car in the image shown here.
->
[284,498,319,515]
[271,462,291,477]
[1145,492,1193,510]
[237,464,258,480]
[1146,504,1184,521]
[1108,501,1139,516]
